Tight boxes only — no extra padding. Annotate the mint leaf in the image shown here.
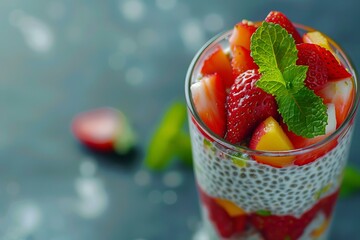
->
[251,22,327,138]
[277,87,327,138]
[256,209,272,216]
[251,22,298,73]
[256,69,285,95]
[340,166,360,198]
[283,65,308,93]
[145,102,188,170]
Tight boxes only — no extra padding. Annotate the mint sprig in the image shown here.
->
[145,102,192,170]
[251,22,327,138]
[340,166,360,198]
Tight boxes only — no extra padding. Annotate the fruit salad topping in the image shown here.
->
[191,10,354,164]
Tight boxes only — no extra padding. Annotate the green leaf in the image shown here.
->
[340,166,360,198]
[176,132,193,167]
[145,102,187,170]
[283,65,308,93]
[256,209,272,216]
[251,22,327,138]
[277,88,327,138]
[256,69,286,95]
[251,22,298,73]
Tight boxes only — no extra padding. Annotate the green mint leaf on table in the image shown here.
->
[340,166,360,198]
[145,101,192,170]
[251,22,327,138]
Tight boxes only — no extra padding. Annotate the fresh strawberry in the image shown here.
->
[265,11,302,44]
[229,20,257,51]
[225,70,278,144]
[201,46,235,89]
[251,214,311,240]
[316,78,354,127]
[231,45,258,77]
[322,190,339,218]
[198,188,236,238]
[251,191,338,240]
[191,74,227,137]
[233,215,247,234]
[296,43,328,90]
[208,200,236,238]
[249,116,295,168]
[190,115,215,142]
[314,45,352,80]
[72,108,127,152]
[284,104,337,166]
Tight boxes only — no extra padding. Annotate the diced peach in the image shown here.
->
[311,219,330,238]
[214,198,246,217]
[249,116,295,168]
[303,31,332,51]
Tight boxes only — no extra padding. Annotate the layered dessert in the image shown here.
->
[185,11,357,240]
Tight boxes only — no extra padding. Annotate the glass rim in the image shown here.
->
[185,23,359,157]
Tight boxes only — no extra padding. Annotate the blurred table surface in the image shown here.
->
[0,1,359,239]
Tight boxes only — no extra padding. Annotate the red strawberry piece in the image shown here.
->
[233,215,247,234]
[229,20,258,51]
[322,190,339,218]
[296,43,328,90]
[190,115,215,142]
[191,74,227,137]
[251,214,296,240]
[251,191,339,240]
[265,11,302,44]
[198,188,235,238]
[316,78,354,127]
[208,200,236,238]
[291,135,337,166]
[314,45,352,80]
[282,104,337,166]
[201,46,235,89]
[72,108,122,152]
[231,45,258,77]
[225,69,278,144]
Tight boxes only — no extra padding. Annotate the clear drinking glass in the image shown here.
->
[185,25,358,240]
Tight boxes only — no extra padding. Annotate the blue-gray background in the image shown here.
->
[0,0,359,239]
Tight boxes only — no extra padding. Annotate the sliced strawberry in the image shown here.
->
[208,201,235,238]
[322,190,339,218]
[198,188,236,238]
[316,78,354,127]
[190,115,215,142]
[191,74,227,137]
[225,70,278,144]
[229,20,257,51]
[200,46,235,89]
[251,190,339,240]
[233,215,247,234]
[265,11,302,44]
[71,108,121,152]
[249,116,295,168]
[284,104,337,166]
[296,43,328,91]
[314,45,352,80]
[231,45,258,77]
